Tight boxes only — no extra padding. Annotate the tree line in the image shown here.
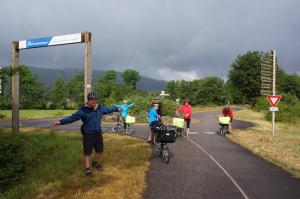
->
[0,66,142,109]
[1,51,299,111]
[166,51,300,106]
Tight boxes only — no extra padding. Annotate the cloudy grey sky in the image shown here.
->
[0,0,299,80]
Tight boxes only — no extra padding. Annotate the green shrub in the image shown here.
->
[266,93,300,123]
[0,132,81,196]
[0,133,27,192]
[254,93,300,124]
[0,114,5,119]
[253,97,269,112]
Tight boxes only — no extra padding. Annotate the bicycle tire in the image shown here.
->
[111,126,117,133]
[126,125,134,135]
[115,124,123,133]
[162,147,170,164]
[112,124,121,133]
[159,149,163,158]
[220,126,226,136]
[179,128,183,137]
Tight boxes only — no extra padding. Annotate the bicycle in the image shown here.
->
[172,115,185,137]
[111,113,135,135]
[152,122,176,164]
[218,116,231,136]
[111,113,123,133]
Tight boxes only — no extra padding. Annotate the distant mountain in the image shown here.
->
[29,66,167,92]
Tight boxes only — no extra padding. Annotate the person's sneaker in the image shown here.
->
[92,161,104,171]
[86,167,92,177]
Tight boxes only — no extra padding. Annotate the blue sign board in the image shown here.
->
[18,33,82,49]
[26,37,52,48]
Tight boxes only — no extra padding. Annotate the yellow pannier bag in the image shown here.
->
[173,118,185,128]
[125,116,136,124]
[218,117,231,125]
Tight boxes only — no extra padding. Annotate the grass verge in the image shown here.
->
[0,128,151,199]
[0,110,76,120]
[228,109,300,178]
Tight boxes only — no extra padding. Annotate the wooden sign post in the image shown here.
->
[11,32,92,134]
[261,49,278,136]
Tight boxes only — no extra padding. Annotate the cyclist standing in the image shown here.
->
[176,98,192,137]
[221,102,233,133]
[53,92,120,177]
[146,103,159,144]
[114,100,135,133]
[151,97,163,116]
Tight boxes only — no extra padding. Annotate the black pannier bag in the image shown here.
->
[157,129,177,143]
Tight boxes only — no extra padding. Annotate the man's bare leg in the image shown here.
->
[84,155,90,168]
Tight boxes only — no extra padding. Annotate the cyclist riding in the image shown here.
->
[176,98,192,137]
[221,102,233,133]
[114,100,135,133]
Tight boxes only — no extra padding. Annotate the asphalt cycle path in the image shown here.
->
[1,111,300,199]
[143,111,300,199]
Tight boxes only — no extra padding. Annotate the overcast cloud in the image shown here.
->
[0,0,299,80]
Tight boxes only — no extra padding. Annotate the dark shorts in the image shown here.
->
[230,117,233,123]
[149,121,159,132]
[82,133,103,155]
[185,119,191,128]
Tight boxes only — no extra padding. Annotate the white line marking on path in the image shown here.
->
[203,131,216,135]
[189,131,216,135]
[184,136,249,199]
[189,132,200,135]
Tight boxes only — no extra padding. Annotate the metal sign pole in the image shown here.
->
[272,49,276,136]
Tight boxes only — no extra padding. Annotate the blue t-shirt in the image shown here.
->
[114,103,135,118]
[148,108,159,124]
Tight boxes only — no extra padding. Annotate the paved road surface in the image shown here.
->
[1,111,300,199]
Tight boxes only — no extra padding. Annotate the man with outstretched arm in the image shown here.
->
[53,92,120,177]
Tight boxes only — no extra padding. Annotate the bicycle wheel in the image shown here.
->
[111,125,117,133]
[178,128,183,137]
[115,124,123,133]
[126,124,134,135]
[224,126,229,136]
[159,148,163,158]
[162,146,170,164]
[220,126,225,136]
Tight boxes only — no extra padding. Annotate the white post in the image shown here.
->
[272,49,276,136]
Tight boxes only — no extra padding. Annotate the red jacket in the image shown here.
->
[222,107,233,118]
[176,104,192,119]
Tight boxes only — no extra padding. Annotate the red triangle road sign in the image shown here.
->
[267,95,282,107]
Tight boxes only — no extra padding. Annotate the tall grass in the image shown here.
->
[0,129,151,199]
[0,110,76,120]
